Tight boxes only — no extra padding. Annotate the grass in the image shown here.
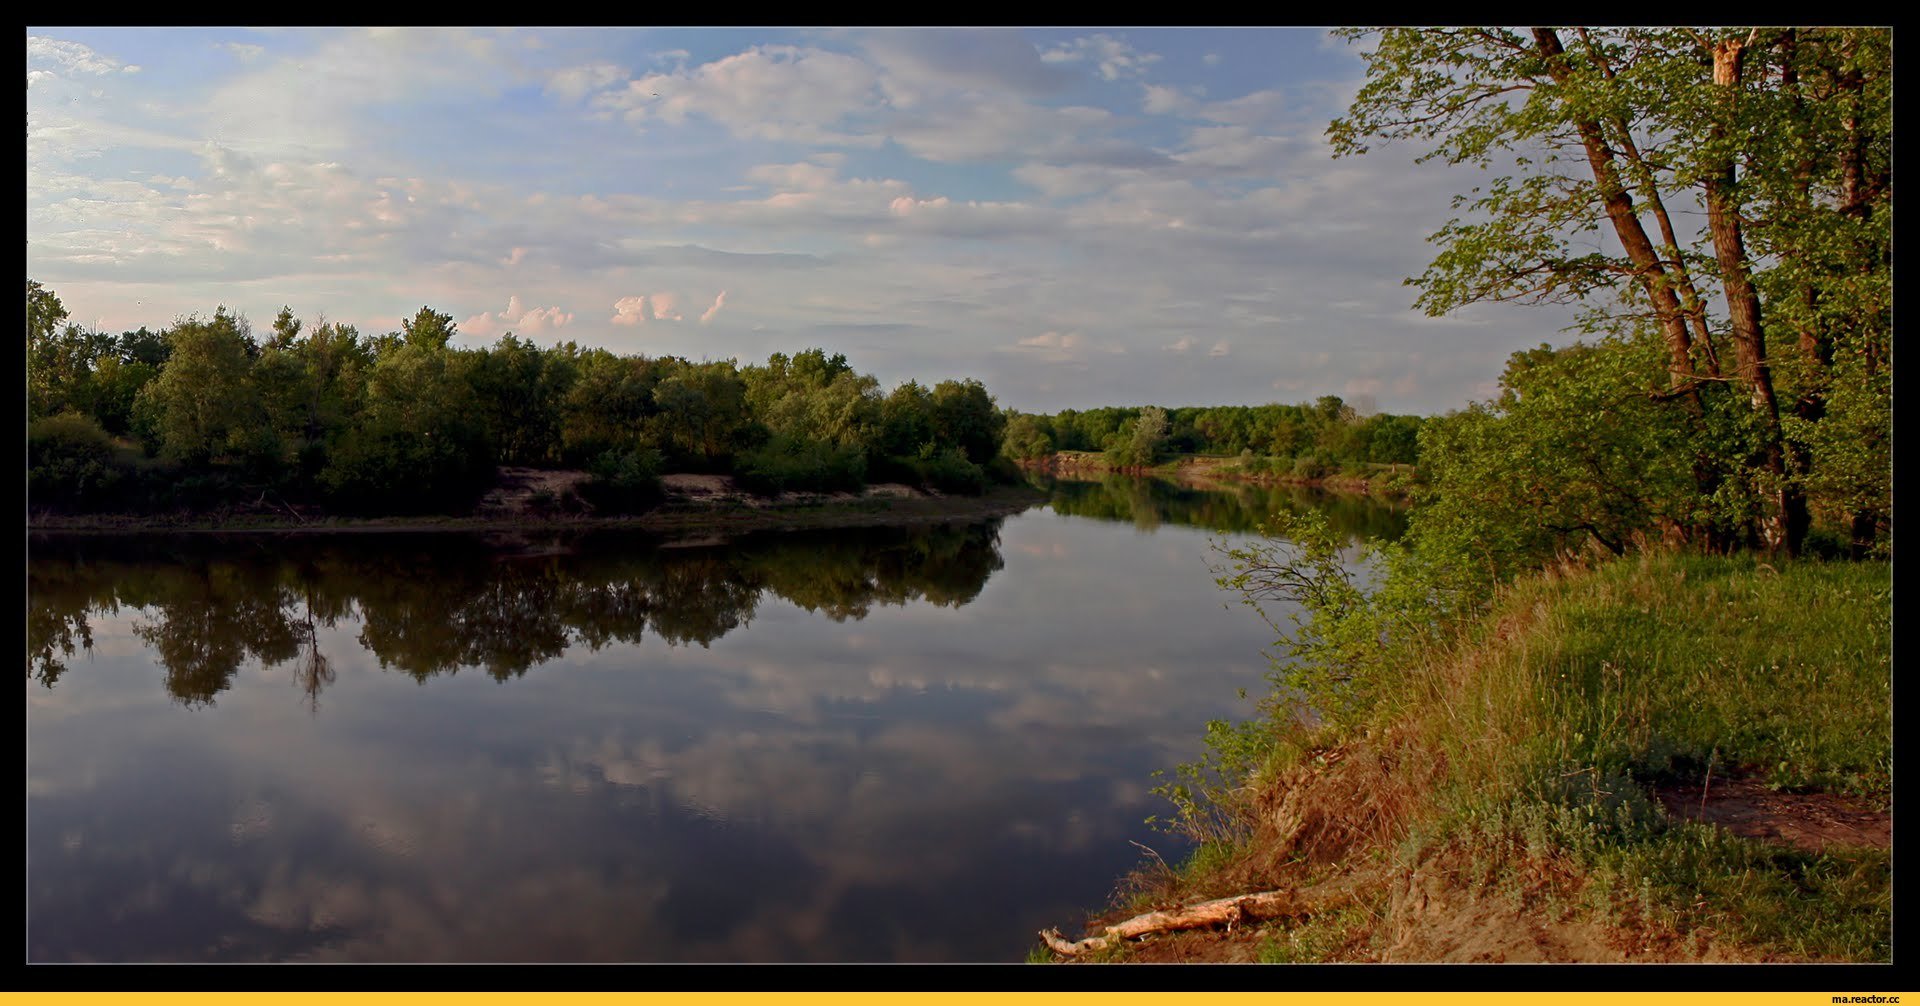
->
[1132,550,1892,962]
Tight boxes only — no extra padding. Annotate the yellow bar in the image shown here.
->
[8,995,1912,1006]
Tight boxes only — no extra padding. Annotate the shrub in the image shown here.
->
[910,444,989,495]
[1292,453,1333,480]
[578,448,665,514]
[28,412,126,510]
[734,437,867,496]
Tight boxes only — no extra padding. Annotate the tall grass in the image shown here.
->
[1159,545,1892,961]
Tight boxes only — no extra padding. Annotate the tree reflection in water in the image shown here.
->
[27,521,1008,708]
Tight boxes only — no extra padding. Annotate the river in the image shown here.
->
[26,475,1405,962]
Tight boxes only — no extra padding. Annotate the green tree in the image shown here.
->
[320,320,493,512]
[1329,26,1891,557]
[132,310,263,468]
[929,378,1005,465]
[1001,412,1055,460]
[1107,405,1171,468]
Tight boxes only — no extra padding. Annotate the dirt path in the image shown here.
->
[1653,776,1890,853]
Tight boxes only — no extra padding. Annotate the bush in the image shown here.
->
[734,437,867,496]
[910,444,989,495]
[983,454,1025,485]
[29,412,126,510]
[579,448,665,514]
[320,426,496,514]
[1291,453,1333,480]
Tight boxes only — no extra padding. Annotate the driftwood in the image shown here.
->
[1040,889,1303,956]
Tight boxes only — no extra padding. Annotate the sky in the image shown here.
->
[26,27,1589,416]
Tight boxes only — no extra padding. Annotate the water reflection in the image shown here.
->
[27,482,1409,962]
[28,523,1005,709]
[1031,473,1409,542]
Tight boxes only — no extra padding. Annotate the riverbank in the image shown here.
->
[1038,552,1892,963]
[28,469,1045,538]
[1026,451,1414,498]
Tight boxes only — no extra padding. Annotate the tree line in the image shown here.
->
[1001,399,1424,474]
[27,286,1016,515]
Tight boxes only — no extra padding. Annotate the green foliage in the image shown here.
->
[908,444,990,496]
[929,378,1005,465]
[1000,412,1055,460]
[319,337,494,513]
[1104,405,1170,468]
[579,448,665,514]
[1290,453,1333,480]
[132,310,267,468]
[1329,27,1891,558]
[650,360,753,468]
[28,413,126,510]
[27,282,1018,519]
[734,436,868,496]
[1009,399,1427,474]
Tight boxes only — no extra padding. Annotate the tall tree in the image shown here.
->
[1328,26,1890,557]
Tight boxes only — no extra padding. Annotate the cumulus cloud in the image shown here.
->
[462,295,573,340]
[1039,34,1161,81]
[1163,336,1194,354]
[546,63,629,102]
[611,295,651,326]
[1141,83,1195,116]
[698,290,728,325]
[596,45,882,147]
[611,292,688,325]
[1208,339,1231,358]
[27,36,140,77]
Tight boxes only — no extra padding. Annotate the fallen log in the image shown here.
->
[1039,889,1303,956]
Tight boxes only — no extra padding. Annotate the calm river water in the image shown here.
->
[26,476,1405,963]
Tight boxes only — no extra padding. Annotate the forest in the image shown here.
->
[27,289,1018,516]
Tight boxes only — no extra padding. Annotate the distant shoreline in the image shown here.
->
[27,481,1046,538]
[1024,452,1415,499]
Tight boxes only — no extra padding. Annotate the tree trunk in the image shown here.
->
[1040,889,1308,955]
[1534,28,1725,548]
[1703,34,1803,558]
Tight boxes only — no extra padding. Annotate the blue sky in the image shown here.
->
[27,27,1583,415]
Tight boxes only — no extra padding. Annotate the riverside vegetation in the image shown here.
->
[28,291,1023,526]
[1037,26,1890,964]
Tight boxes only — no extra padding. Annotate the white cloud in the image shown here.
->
[747,161,841,192]
[1039,34,1161,81]
[1208,340,1231,358]
[545,63,629,102]
[597,45,882,148]
[220,42,265,63]
[1018,331,1083,351]
[27,36,139,77]
[1164,336,1195,354]
[611,295,651,326]
[461,294,573,339]
[198,29,519,159]
[1141,84,1194,117]
[698,290,728,325]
